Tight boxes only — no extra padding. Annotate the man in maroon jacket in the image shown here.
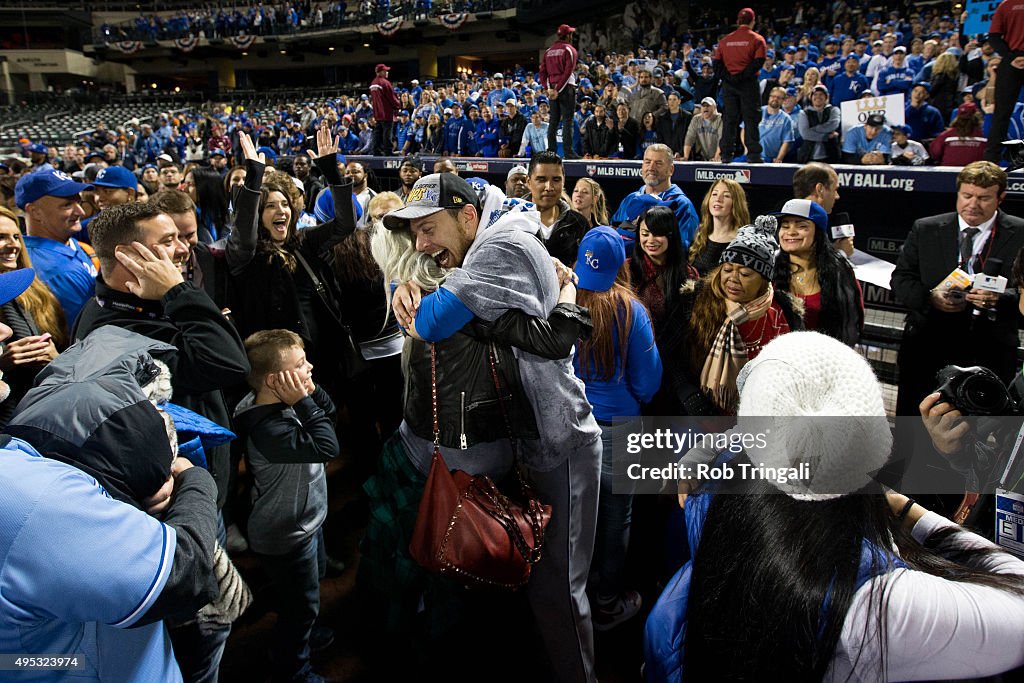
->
[714,8,767,163]
[370,63,401,156]
[984,0,1024,162]
[541,23,581,159]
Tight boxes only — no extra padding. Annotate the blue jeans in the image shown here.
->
[594,420,638,600]
[257,529,324,681]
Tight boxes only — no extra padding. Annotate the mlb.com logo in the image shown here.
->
[694,168,751,183]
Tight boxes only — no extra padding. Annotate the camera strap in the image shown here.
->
[998,419,1024,491]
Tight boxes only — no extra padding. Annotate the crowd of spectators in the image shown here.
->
[94,0,513,43]
[7,2,1024,678]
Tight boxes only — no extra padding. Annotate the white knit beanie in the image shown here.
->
[735,331,891,500]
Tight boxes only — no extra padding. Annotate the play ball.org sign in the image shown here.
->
[694,168,751,183]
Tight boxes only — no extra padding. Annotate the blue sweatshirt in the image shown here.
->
[572,298,662,420]
[476,118,500,157]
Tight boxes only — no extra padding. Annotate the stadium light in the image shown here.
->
[150,82,157,89]
[329,46,335,51]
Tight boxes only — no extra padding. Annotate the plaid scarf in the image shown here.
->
[700,285,774,413]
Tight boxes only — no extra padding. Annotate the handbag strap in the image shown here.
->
[430,342,441,456]
[486,344,546,564]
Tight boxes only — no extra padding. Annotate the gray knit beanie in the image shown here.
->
[719,215,779,280]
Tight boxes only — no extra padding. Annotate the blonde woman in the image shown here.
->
[798,67,822,107]
[929,52,961,119]
[571,177,609,227]
[0,205,64,427]
[688,178,751,275]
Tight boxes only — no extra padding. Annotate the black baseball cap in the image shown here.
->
[383,173,481,231]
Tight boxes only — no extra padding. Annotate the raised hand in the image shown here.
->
[238,130,266,165]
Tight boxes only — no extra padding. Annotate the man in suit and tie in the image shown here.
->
[891,161,1024,416]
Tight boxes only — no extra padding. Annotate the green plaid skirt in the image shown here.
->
[360,433,469,637]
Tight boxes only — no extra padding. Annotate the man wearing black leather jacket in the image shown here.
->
[374,171,603,683]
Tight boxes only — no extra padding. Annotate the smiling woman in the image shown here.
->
[226,128,357,395]
[659,219,805,415]
[0,206,65,428]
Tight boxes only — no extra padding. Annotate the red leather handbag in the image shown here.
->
[409,343,552,590]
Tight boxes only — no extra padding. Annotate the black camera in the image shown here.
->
[935,365,1019,416]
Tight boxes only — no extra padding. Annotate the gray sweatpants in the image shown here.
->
[525,437,602,683]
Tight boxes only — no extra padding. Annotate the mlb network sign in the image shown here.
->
[694,168,751,183]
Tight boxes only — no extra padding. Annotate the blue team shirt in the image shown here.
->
[876,65,915,96]
[843,125,893,156]
[904,102,946,141]
[829,72,871,104]
[23,234,98,327]
[0,439,179,682]
[756,107,796,159]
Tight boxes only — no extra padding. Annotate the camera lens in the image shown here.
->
[961,375,1009,414]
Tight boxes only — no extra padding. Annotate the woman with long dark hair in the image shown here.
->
[687,178,750,275]
[183,165,230,243]
[773,199,863,345]
[646,332,1024,682]
[0,206,64,428]
[661,218,803,415]
[573,227,662,632]
[638,111,660,159]
[227,128,356,395]
[629,205,697,332]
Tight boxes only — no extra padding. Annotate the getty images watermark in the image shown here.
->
[606,416,1024,497]
[623,428,810,486]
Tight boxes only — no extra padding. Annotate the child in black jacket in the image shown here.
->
[233,329,339,683]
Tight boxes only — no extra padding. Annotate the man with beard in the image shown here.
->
[611,143,699,246]
[159,163,183,192]
[345,160,376,222]
[398,154,422,202]
[382,172,601,682]
[628,67,668,124]
[16,170,99,327]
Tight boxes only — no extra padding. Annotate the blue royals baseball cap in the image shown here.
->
[0,268,34,307]
[15,169,93,209]
[93,165,137,190]
[574,226,626,293]
[775,198,829,234]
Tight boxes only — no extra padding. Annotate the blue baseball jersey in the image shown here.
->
[23,235,98,328]
[0,438,180,682]
[843,125,893,156]
[757,107,796,159]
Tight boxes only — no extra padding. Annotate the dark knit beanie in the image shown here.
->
[719,215,779,280]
